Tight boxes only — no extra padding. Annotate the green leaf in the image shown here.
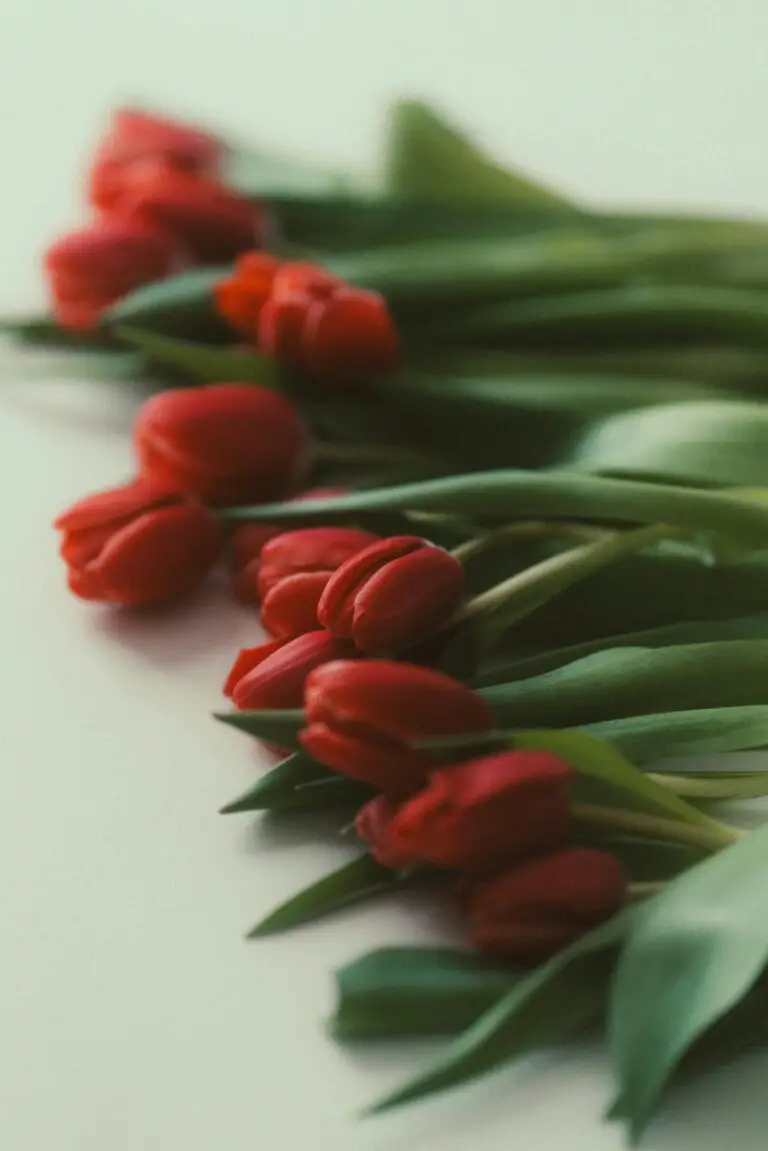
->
[220,469,768,551]
[331,947,517,1039]
[115,325,279,386]
[0,314,120,350]
[584,705,768,762]
[472,612,768,686]
[214,709,304,749]
[247,853,406,938]
[220,753,331,813]
[481,641,768,728]
[446,284,768,349]
[105,267,227,339]
[384,99,574,208]
[365,910,633,1116]
[571,400,768,489]
[609,822,768,1142]
[512,729,720,832]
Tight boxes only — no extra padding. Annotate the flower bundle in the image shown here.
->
[19,98,768,1144]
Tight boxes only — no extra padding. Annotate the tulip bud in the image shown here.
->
[214,252,282,340]
[377,752,573,874]
[301,659,495,795]
[117,158,260,262]
[354,796,416,869]
[89,107,222,211]
[301,288,400,382]
[224,631,356,711]
[229,491,354,606]
[457,847,627,964]
[134,383,311,506]
[44,215,180,332]
[318,535,464,653]
[54,478,222,606]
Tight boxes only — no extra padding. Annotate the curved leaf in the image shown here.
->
[473,613,768,686]
[331,947,516,1039]
[115,325,279,386]
[571,400,768,488]
[105,267,227,338]
[609,822,768,1142]
[481,641,768,727]
[365,911,633,1116]
[220,753,331,814]
[584,706,768,762]
[221,470,768,550]
[248,853,406,938]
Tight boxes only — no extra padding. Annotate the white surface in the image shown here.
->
[4,3,768,1148]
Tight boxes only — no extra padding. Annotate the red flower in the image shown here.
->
[224,631,355,710]
[116,159,260,263]
[44,215,180,332]
[318,536,464,653]
[373,752,573,874]
[214,252,282,340]
[215,256,400,384]
[230,492,357,606]
[89,107,222,212]
[54,478,221,605]
[134,383,311,506]
[300,660,495,795]
[354,796,415,869]
[301,288,400,382]
[457,847,627,964]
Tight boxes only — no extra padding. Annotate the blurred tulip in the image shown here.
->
[44,215,180,331]
[224,631,355,710]
[54,478,221,605]
[135,383,311,505]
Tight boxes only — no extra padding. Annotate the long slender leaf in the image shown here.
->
[248,853,407,938]
[115,326,279,386]
[105,267,228,338]
[220,470,768,550]
[472,613,768,686]
[331,947,517,1039]
[609,822,768,1143]
[214,709,304,749]
[220,753,331,814]
[365,910,634,1116]
[481,641,768,727]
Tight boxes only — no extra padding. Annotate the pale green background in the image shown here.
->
[2,2,768,1149]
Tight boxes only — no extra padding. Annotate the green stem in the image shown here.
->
[572,802,743,853]
[450,520,609,563]
[455,522,677,628]
[628,881,666,900]
[649,772,768,801]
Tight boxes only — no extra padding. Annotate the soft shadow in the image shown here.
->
[93,576,256,671]
[243,806,360,852]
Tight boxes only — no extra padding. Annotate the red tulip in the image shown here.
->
[301,288,400,382]
[301,660,495,795]
[134,383,311,506]
[89,107,222,212]
[354,796,415,869]
[116,158,260,263]
[230,493,356,606]
[54,478,221,605]
[375,752,573,874]
[214,252,282,340]
[457,847,627,964]
[258,527,379,598]
[224,631,355,710]
[318,536,464,653]
[44,215,180,332]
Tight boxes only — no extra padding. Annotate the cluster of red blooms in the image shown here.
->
[215,252,400,383]
[222,548,627,964]
[44,108,259,331]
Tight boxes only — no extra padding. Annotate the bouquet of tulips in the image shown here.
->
[16,97,768,1146]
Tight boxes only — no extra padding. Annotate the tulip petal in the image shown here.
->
[261,571,331,639]
[352,546,464,653]
[300,723,429,795]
